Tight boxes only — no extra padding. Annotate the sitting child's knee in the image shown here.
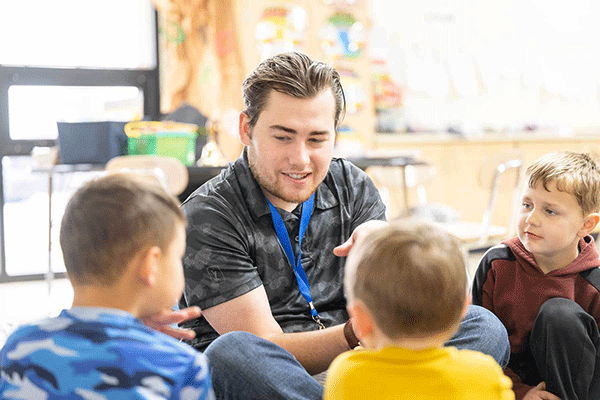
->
[536,298,583,331]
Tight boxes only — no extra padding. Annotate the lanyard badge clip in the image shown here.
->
[309,302,326,330]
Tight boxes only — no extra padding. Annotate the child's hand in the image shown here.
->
[142,306,202,340]
[523,382,561,400]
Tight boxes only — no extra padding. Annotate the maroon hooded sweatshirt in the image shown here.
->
[472,235,600,399]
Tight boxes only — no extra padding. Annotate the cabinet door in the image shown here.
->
[515,140,600,168]
[372,140,518,228]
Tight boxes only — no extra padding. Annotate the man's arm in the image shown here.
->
[202,285,349,375]
[333,220,389,257]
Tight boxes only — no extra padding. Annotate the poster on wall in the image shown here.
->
[321,0,360,6]
[319,12,365,60]
[255,5,307,61]
[336,66,366,115]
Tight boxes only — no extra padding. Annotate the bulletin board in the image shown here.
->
[232,0,376,153]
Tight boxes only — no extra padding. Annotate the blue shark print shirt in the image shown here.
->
[0,307,214,399]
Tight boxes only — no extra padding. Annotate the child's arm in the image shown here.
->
[520,382,561,400]
[471,248,498,307]
[503,356,563,399]
[504,367,535,399]
[471,244,514,309]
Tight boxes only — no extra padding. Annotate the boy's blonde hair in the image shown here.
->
[59,173,186,285]
[345,220,467,339]
[527,151,600,215]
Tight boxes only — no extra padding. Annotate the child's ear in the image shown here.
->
[347,300,374,341]
[579,213,600,237]
[462,295,471,319]
[138,246,162,287]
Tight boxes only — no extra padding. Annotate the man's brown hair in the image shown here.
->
[59,173,185,285]
[526,151,600,215]
[242,52,346,130]
[345,220,467,338]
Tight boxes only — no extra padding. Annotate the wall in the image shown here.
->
[369,0,600,136]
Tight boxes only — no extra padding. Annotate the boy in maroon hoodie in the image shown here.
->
[472,151,600,400]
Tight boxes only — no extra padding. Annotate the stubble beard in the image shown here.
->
[247,150,321,206]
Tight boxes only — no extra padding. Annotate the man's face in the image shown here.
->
[517,180,587,269]
[240,89,336,211]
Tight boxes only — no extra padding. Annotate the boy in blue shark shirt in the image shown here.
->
[0,173,214,399]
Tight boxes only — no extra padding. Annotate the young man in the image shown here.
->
[0,174,214,399]
[181,52,509,399]
[473,151,600,400]
[324,220,514,400]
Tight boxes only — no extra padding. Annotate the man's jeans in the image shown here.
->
[204,304,509,400]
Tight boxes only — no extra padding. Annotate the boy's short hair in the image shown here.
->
[345,220,467,338]
[59,173,186,285]
[526,151,600,215]
[242,52,346,130]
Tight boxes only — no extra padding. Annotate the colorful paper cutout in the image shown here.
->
[319,12,365,60]
[255,5,307,60]
[337,67,366,115]
[322,0,360,6]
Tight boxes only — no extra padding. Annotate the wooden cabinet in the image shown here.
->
[373,133,600,224]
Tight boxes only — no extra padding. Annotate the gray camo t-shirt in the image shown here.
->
[180,149,386,351]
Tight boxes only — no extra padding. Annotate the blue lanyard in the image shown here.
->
[266,193,325,329]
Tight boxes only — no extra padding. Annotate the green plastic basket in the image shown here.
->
[127,131,197,166]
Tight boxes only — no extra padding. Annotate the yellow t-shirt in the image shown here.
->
[324,346,514,400]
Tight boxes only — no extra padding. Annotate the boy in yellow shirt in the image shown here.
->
[324,220,513,400]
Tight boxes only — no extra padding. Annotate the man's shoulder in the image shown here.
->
[183,159,257,214]
[186,161,239,199]
[328,157,368,180]
[323,157,377,197]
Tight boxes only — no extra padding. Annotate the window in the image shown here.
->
[0,0,160,282]
[8,86,143,141]
[0,0,156,69]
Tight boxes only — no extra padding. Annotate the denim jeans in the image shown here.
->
[448,304,510,368]
[204,304,509,400]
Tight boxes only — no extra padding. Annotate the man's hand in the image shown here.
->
[523,382,562,400]
[141,306,202,340]
[333,220,388,257]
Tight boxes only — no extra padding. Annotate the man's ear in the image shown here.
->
[239,111,251,145]
[347,300,374,341]
[138,246,162,287]
[580,213,600,237]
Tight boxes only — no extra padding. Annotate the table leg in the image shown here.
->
[400,165,409,212]
[47,170,53,297]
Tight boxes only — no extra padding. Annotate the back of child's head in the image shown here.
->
[59,173,186,286]
[345,219,467,339]
[526,151,600,215]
